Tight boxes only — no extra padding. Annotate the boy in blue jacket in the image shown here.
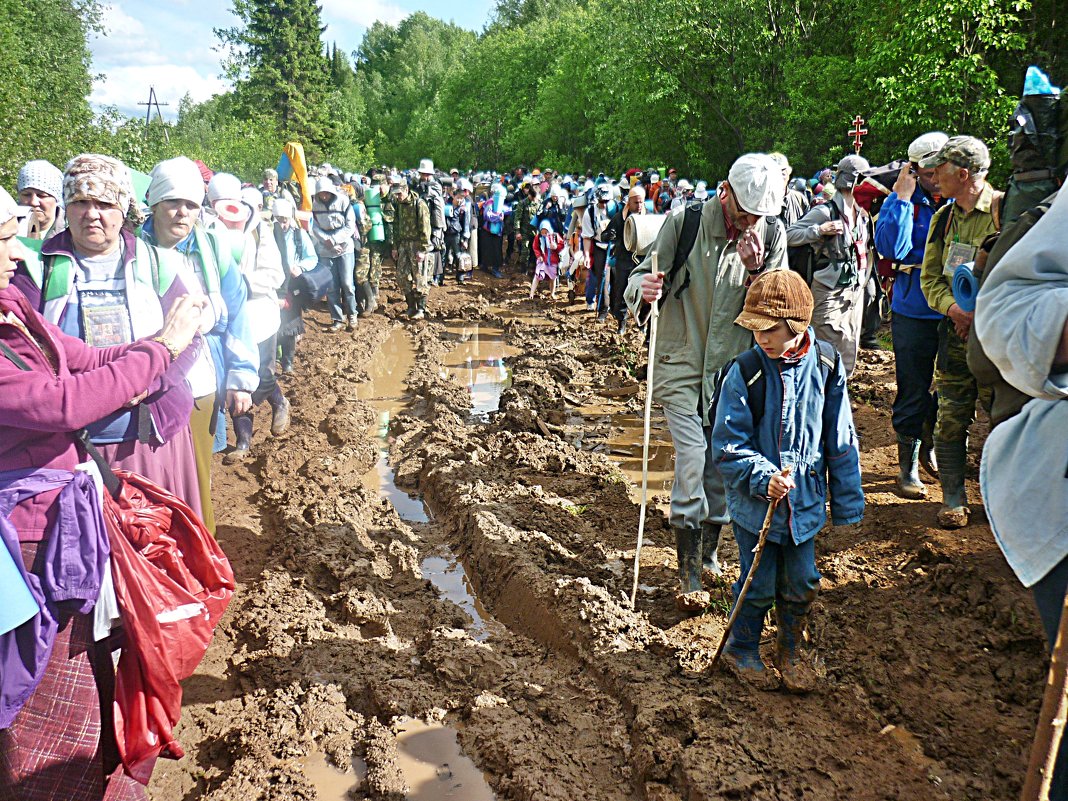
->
[712,270,864,692]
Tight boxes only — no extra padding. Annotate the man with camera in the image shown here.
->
[873,132,948,499]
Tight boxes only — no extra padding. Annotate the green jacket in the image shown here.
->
[392,191,431,250]
[624,200,786,425]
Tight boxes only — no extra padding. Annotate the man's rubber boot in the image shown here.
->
[919,416,938,479]
[721,607,779,690]
[674,527,710,612]
[268,387,290,436]
[935,439,969,528]
[895,436,927,499]
[773,602,818,694]
[701,523,723,580]
[224,413,253,464]
[411,296,426,321]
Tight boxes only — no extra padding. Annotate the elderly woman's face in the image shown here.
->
[67,199,125,256]
[0,217,26,289]
[153,199,201,249]
[18,188,59,230]
[264,175,278,193]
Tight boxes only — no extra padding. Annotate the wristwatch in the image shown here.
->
[151,335,181,362]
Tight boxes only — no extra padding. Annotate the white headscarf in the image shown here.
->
[147,156,206,207]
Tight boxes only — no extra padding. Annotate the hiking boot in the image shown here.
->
[328,320,345,333]
[701,523,723,580]
[773,603,818,694]
[935,439,969,528]
[674,527,710,612]
[269,390,290,436]
[223,414,253,465]
[346,314,357,332]
[895,436,927,499]
[721,607,779,690]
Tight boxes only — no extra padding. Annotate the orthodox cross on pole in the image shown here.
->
[137,86,170,144]
[849,115,868,155]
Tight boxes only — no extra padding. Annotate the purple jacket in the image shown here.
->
[0,284,174,541]
[12,229,200,446]
[0,469,109,729]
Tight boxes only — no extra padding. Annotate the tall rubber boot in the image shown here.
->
[223,413,253,464]
[674,527,710,612]
[721,606,779,690]
[701,523,723,579]
[356,282,377,316]
[411,295,426,321]
[268,386,290,436]
[404,293,416,318]
[895,436,926,499]
[773,602,818,694]
[919,408,938,478]
[935,439,969,528]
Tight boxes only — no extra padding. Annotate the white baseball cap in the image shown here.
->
[907,132,950,164]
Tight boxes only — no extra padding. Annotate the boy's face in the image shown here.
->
[753,320,805,359]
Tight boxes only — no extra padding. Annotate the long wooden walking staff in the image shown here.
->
[709,468,791,670]
[1021,586,1068,801]
[630,254,660,609]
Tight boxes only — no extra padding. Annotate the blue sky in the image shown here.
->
[90,0,495,119]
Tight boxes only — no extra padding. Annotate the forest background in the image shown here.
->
[2,0,1064,187]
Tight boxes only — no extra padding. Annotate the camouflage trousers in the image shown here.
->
[353,245,372,284]
[368,241,387,289]
[396,242,431,302]
[934,319,992,443]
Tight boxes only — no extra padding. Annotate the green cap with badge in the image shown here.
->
[918,135,991,173]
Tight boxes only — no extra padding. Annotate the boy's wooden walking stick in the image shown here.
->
[1021,585,1068,801]
[630,254,660,610]
[709,468,791,670]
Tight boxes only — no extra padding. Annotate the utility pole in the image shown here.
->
[137,86,170,143]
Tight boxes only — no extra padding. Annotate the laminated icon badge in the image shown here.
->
[943,241,977,278]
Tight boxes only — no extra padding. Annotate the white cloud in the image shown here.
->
[91,65,229,118]
[321,0,407,30]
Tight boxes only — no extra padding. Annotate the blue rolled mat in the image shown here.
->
[952,262,979,312]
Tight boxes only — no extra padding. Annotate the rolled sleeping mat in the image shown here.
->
[624,213,667,257]
[365,185,382,210]
[952,262,979,312]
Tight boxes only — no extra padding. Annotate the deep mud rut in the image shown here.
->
[149,265,1048,801]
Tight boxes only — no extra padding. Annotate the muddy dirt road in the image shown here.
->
[149,267,1047,801]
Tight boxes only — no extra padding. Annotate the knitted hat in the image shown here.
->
[735,269,813,334]
[17,160,64,203]
[63,154,134,214]
[147,156,205,207]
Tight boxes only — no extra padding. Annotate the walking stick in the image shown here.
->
[709,468,791,671]
[630,254,660,609]
[1021,585,1068,801]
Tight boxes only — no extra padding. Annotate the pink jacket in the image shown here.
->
[533,231,565,266]
[0,285,173,541]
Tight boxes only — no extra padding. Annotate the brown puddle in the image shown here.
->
[420,550,502,641]
[574,405,675,504]
[486,304,555,327]
[443,324,520,420]
[395,718,496,800]
[357,328,431,523]
[298,749,367,801]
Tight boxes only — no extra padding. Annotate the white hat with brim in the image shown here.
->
[727,153,785,216]
[907,132,950,164]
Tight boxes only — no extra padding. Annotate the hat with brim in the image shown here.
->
[918,135,991,172]
[727,153,785,216]
[734,269,813,334]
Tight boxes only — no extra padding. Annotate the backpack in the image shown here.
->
[787,201,840,284]
[707,339,838,427]
[659,202,782,308]
[1001,74,1068,226]
[966,190,1057,428]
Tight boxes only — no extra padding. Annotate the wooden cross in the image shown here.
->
[849,115,868,154]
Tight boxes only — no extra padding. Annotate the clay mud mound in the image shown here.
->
[150,271,1047,801]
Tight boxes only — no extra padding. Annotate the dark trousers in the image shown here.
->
[732,524,821,615]
[280,334,297,371]
[444,233,465,275]
[586,247,608,311]
[1032,555,1068,801]
[610,260,634,322]
[890,313,940,440]
[251,334,279,406]
[484,232,503,272]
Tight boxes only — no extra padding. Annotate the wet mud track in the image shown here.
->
[150,270,1048,801]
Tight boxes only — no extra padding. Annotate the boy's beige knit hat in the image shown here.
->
[735,269,813,334]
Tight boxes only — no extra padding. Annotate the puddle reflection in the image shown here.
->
[420,551,502,641]
[444,324,519,420]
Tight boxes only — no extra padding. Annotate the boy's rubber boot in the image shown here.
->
[223,413,253,465]
[773,602,818,694]
[895,436,927,499]
[721,607,779,690]
[935,439,969,529]
[701,523,723,580]
[674,527,710,612]
[268,387,290,436]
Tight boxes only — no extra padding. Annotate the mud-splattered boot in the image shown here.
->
[721,607,779,690]
[404,293,416,318]
[773,602,818,694]
[919,419,938,479]
[356,282,377,316]
[895,436,926,499]
[223,413,253,464]
[701,523,723,580]
[674,527,710,612]
[410,296,426,321]
[935,439,969,529]
[268,386,290,436]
